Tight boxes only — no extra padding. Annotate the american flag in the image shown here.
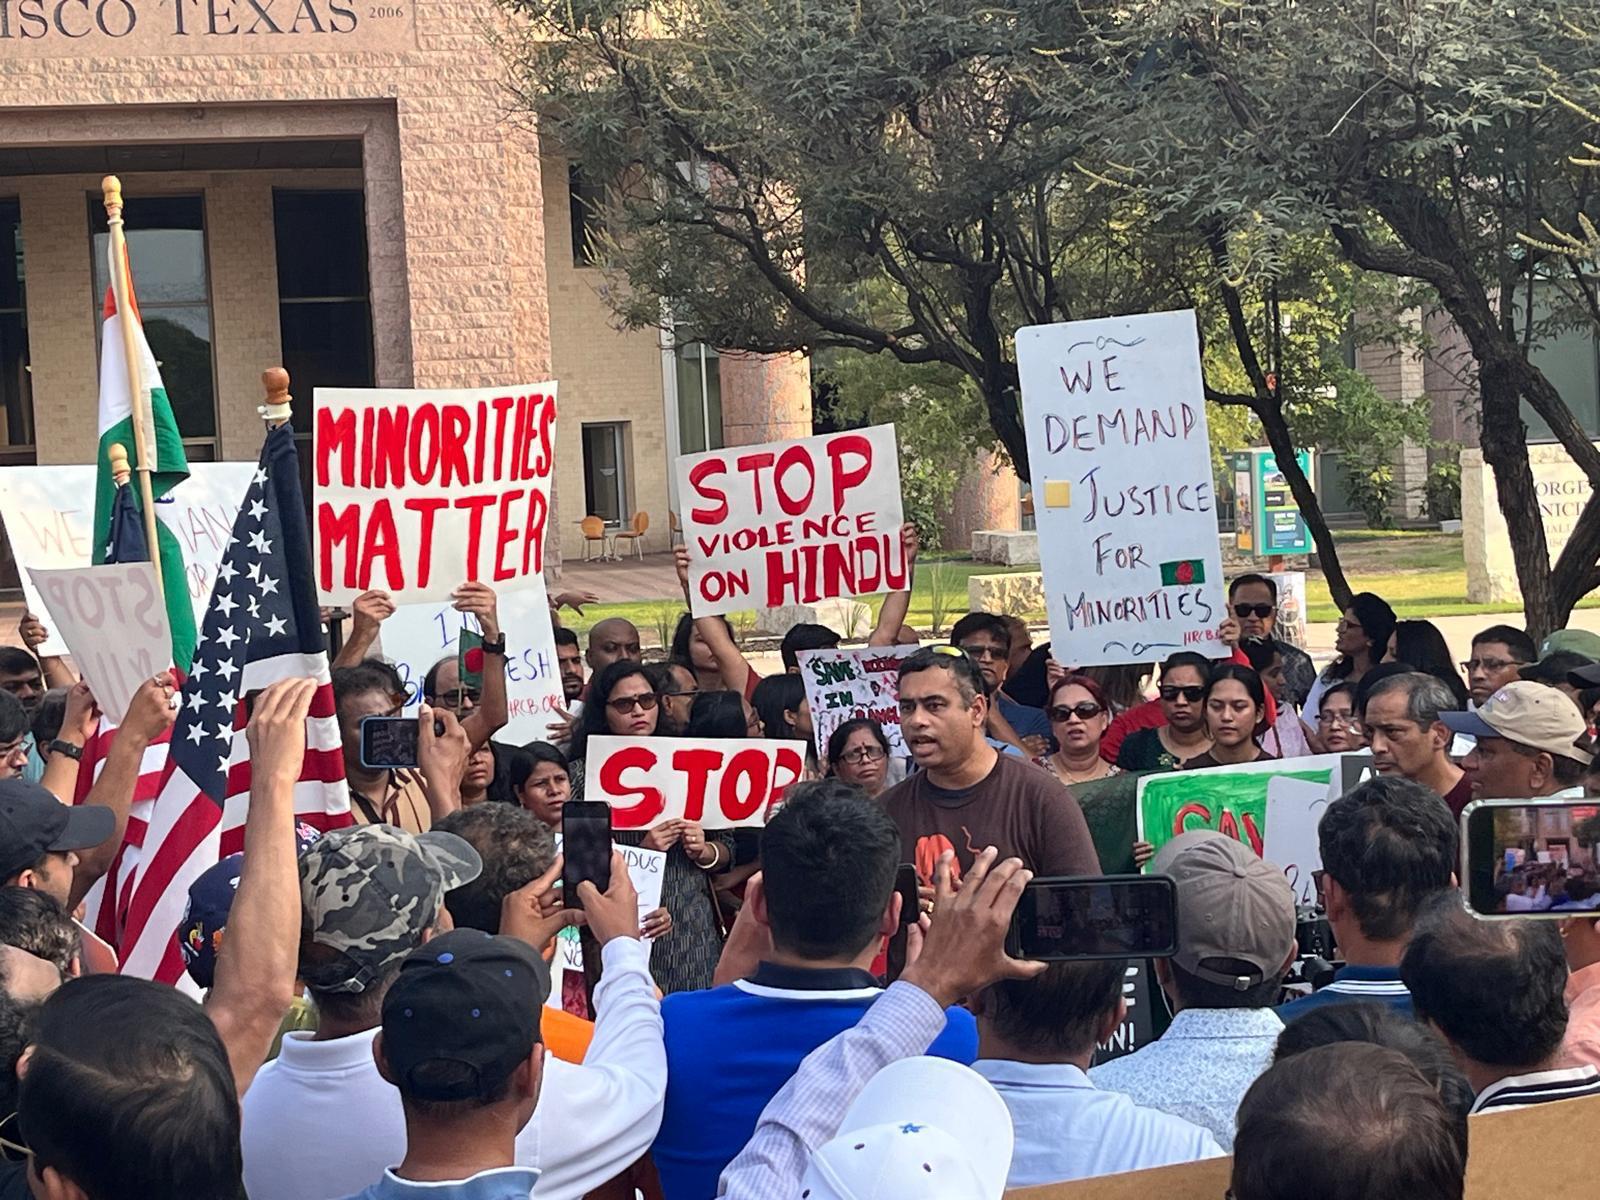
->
[117,423,351,983]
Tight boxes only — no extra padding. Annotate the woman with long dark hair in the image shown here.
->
[1116,652,1214,773]
[1304,592,1396,720]
[569,660,732,993]
[1182,663,1276,769]
[1391,619,1470,710]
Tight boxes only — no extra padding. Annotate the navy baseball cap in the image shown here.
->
[381,929,550,1102]
[181,823,326,989]
[0,778,113,883]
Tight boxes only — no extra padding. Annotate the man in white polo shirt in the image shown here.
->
[1091,831,1296,1150]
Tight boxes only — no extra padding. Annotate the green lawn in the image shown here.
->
[564,530,1556,647]
[564,556,1040,647]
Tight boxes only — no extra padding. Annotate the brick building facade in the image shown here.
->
[0,0,810,570]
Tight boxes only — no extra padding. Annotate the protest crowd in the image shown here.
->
[0,283,1595,1200]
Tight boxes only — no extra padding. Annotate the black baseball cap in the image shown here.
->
[0,779,114,882]
[380,929,550,1102]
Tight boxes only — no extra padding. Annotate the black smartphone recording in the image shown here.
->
[1006,875,1179,961]
[562,801,614,908]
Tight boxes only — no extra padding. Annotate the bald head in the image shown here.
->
[0,945,61,1004]
[587,619,642,671]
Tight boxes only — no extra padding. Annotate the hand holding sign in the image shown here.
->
[18,613,50,656]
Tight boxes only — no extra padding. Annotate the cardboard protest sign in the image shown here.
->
[27,564,169,724]
[547,841,666,1012]
[0,462,254,657]
[1016,310,1227,667]
[585,735,808,830]
[375,584,565,745]
[1136,755,1346,903]
[1006,1094,1600,1199]
[676,425,905,616]
[797,643,919,760]
[313,384,557,605]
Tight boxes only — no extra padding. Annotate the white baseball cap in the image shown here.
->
[797,1058,1013,1200]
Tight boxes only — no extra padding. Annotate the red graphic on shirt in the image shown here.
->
[914,834,960,886]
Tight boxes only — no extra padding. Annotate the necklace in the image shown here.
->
[1051,755,1112,785]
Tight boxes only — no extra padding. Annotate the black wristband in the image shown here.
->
[49,739,83,762]
[480,634,507,656]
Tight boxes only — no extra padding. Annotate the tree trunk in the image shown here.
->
[1477,358,1559,638]
[1252,398,1354,610]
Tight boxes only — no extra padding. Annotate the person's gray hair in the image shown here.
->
[1364,672,1459,729]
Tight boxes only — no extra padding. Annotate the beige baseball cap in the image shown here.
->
[1440,681,1593,765]
[1151,830,1297,991]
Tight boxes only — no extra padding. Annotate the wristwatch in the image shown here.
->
[480,633,508,656]
[49,739,83,762]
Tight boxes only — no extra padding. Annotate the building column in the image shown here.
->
[717,351,811,445]
[1355,308,1429,521]
[943,450,1020,552]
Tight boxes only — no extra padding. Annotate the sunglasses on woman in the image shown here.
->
[1232,603,1273,619]
[1048,702,1104,722]
[1159,685,1205,703]
[606,693,660,714]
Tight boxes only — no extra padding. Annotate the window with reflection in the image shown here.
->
[89,194,217,450]
[0,200,33,464]
[676,342,723,455]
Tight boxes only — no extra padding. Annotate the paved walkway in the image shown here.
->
[559,551,682,604]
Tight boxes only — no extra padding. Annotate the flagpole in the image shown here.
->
[259,367,294,430]
[101,175,164,596]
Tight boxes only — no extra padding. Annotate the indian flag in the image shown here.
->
[92,273,196,671]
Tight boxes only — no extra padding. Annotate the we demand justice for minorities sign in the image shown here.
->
[676,425,905,616]
[314,385,557,605]
[1016,310,1228,667]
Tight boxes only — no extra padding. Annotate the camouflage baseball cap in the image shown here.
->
[299,825,482,994]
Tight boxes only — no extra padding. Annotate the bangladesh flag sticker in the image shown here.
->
[1160,559,1205,586]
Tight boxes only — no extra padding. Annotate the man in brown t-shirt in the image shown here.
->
[881,647,1101,885]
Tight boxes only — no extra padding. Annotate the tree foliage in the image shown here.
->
[1094,0,1600,632]
[507,0,1600,620]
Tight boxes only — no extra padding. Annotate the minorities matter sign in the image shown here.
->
[26,564,170,725]
[1136,754,1348,906]
[797,643,919,761]
[676,425,905,616]
[1016,310,1226,667]
[585,736,809,830]
[313,384,557,605]
[0,462,254,658]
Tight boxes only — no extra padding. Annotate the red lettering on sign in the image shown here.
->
[522,490,548,576]
[535,393,557,478]
[403,498,448,592]
[689,459,730,524]
[493,489,526,582]
[360,499,402,590]
[454,494,497,582]
[374,406,409,487]
[440,405,472,488]
[408,405,440,486]
[490,394,515,482]
[672,747,722,822]
[825,433,873,510]
[318,502,361,590]
[721,748,769,821]
[1173,802,1211,835]
[773,444,815,516]
[602,744,664,828]
[316,406,356,488]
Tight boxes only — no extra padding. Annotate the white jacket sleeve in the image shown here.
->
[524,936,666,1199]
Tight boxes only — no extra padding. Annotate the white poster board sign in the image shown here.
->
[797,643,919,761]
[547,841,666,1011]
[375,583,565,745]
[1016,310,1227,667]
[1261,774,1333,908]
[27,564,170,724]
[676,425,905,616]
[313,384,558,605]
[0,463,254,658]
[585,735,809,829]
